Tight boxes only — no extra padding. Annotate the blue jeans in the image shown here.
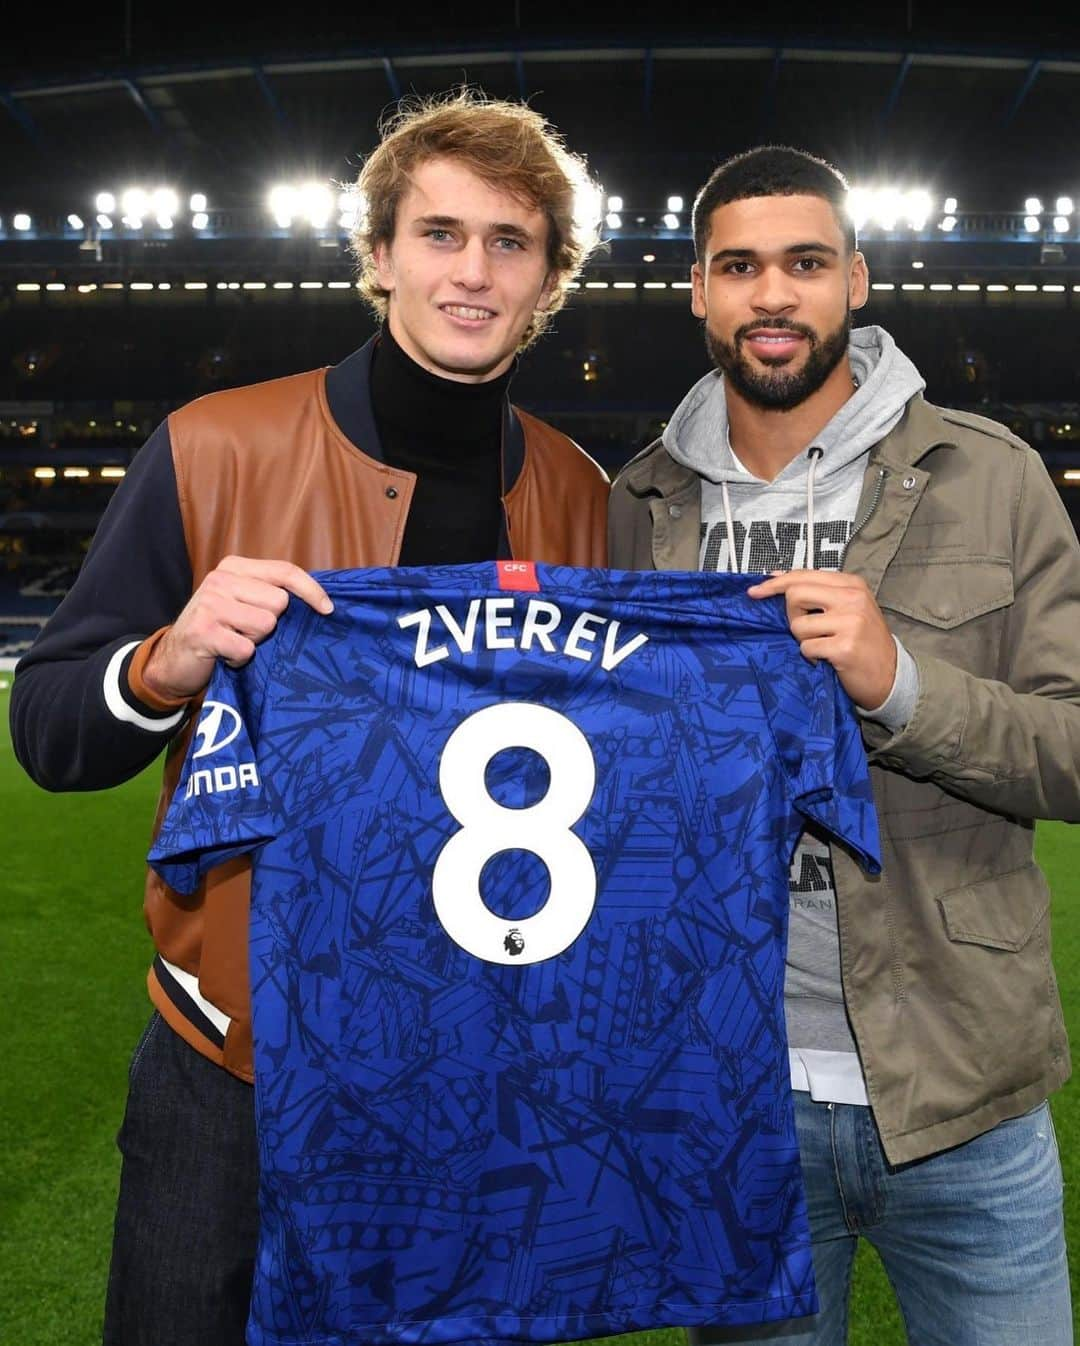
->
[691,1092,1072,1346]
[103,1013,258,1346]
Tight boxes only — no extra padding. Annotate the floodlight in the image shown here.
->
[192,212,209,230]
[337,189,362,231]
[95,192,116,213]
[156,215,174,230]
[903,189,933,230]
[605,212,622,230]
[1024,216,1041,232]
[847,188,873,231]
[1056,196,1074,216]
[121,215,143,230]
[190,193,207,212]
[1053,216,1070,233]
[939,215,957,232]
[269,184,297,228]
[607,195,623,212]
[1024,197,1043,216]
[121,188,149,220]
[667,195,684,213]
[872,188,902,231]
[943,197,958,214]
[13,213,31,231]
[300,182,333,228]
[662,213,680,230]
[68,213,84,230]
[152,188,179,218]
[573,183,604,233]
[96,214,114,230]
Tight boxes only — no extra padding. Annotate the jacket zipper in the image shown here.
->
[840,466,888,570]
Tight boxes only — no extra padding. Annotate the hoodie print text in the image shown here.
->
[700,519,852,574]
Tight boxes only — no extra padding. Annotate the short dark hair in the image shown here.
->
[692,145,855,262]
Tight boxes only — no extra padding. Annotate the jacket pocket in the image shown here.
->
[878,556,1013,629]
[938,863,1050,952]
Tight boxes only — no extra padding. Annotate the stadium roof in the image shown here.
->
[3,11,1080,213]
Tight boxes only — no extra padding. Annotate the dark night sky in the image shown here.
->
[6,5,1080,84]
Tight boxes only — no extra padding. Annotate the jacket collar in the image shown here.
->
[623,393,958,499]
[870,394,959,473]
[324,334,526,492]
[325,336,384,461]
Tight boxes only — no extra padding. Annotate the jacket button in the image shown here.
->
[903,475,917,490]
[385,485,398,499]
[669,504,683,519]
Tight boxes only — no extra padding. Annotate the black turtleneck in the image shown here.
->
[371,325,510,566]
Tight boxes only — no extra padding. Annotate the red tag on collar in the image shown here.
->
[496,561,540,592]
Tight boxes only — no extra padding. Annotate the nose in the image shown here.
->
[450,236,493,291]
[750,263,798,316]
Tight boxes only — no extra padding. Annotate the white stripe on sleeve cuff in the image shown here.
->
[103,641,187,733]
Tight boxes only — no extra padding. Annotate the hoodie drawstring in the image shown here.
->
[806,447,824,571]
[722,444,824,574]
[721,480,737,574]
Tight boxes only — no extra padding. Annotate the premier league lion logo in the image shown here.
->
[503,928,525,957]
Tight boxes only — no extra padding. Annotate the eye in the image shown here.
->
[794,256,824,272]
[425,228,453,243]
[494,236,525,251]
[723,261,754,276]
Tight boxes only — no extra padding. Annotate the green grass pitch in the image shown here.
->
[1,681,1077,1345]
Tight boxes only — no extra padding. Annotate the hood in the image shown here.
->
[663,325,926,489]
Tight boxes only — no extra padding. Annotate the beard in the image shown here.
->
[705,311,851,411]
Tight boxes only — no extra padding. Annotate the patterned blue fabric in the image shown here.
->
[150,563,880,1346]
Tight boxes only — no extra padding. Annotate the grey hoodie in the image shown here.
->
[663,325,926,1103]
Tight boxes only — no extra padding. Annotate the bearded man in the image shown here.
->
[608,145,1080,1346]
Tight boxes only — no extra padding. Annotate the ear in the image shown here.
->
[849,250,869,311]
[536,271,558,311]
[373,240,395,293]
[690,262,707,319]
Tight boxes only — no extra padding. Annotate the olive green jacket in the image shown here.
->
[609,394,1080,1164]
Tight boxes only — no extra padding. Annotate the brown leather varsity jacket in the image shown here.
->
[129,347,608,1081]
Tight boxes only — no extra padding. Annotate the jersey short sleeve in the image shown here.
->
[748,638,881,875]
[148,631,280,893]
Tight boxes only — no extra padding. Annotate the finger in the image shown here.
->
[217,632,258,668]
[747,570,859,600]
[179,599,280,658]
[217,556,334,613]
[798,636,841,664]
[789,613,839,644]
[200,572,293,618]
[210,599,282,645]
[746,569,822,596]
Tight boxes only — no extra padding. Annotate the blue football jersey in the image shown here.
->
[150,561,880,1346]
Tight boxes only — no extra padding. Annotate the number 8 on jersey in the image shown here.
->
[432,701,597,965]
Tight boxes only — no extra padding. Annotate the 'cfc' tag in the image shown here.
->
[496,561,540,592]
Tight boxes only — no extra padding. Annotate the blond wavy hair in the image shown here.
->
[350,89,600,348]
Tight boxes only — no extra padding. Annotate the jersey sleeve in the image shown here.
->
[147,637,280,894]
[752,643,882,874]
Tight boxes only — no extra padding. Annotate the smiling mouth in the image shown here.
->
[744,329,807,344]
[440,304,497,322]
[740,329,809,362]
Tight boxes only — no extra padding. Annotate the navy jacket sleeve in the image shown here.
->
[9,420,195,790]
